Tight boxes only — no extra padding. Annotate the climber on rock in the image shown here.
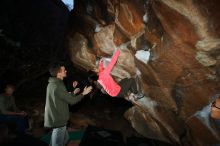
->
[91,49,144,100]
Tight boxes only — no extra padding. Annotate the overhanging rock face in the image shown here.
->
[68,0,220,145]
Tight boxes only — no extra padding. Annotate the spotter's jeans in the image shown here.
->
[50,126,69,146]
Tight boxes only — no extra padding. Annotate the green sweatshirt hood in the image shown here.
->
[48,77,62,83]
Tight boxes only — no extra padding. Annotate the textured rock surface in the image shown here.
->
[68,0,220,145]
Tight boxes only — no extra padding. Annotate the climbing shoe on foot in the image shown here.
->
[134,93,144,100]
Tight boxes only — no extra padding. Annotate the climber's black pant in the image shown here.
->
[117,78,138,97]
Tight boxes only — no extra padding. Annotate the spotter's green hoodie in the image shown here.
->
[44,77,84,128]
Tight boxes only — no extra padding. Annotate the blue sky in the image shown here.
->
[62,0,74,11]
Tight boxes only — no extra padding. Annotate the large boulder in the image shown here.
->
[68,0,220,145]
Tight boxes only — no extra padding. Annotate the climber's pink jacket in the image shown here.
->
[97,49,121,97]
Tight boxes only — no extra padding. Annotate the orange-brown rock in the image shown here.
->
[68,0,220,145]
